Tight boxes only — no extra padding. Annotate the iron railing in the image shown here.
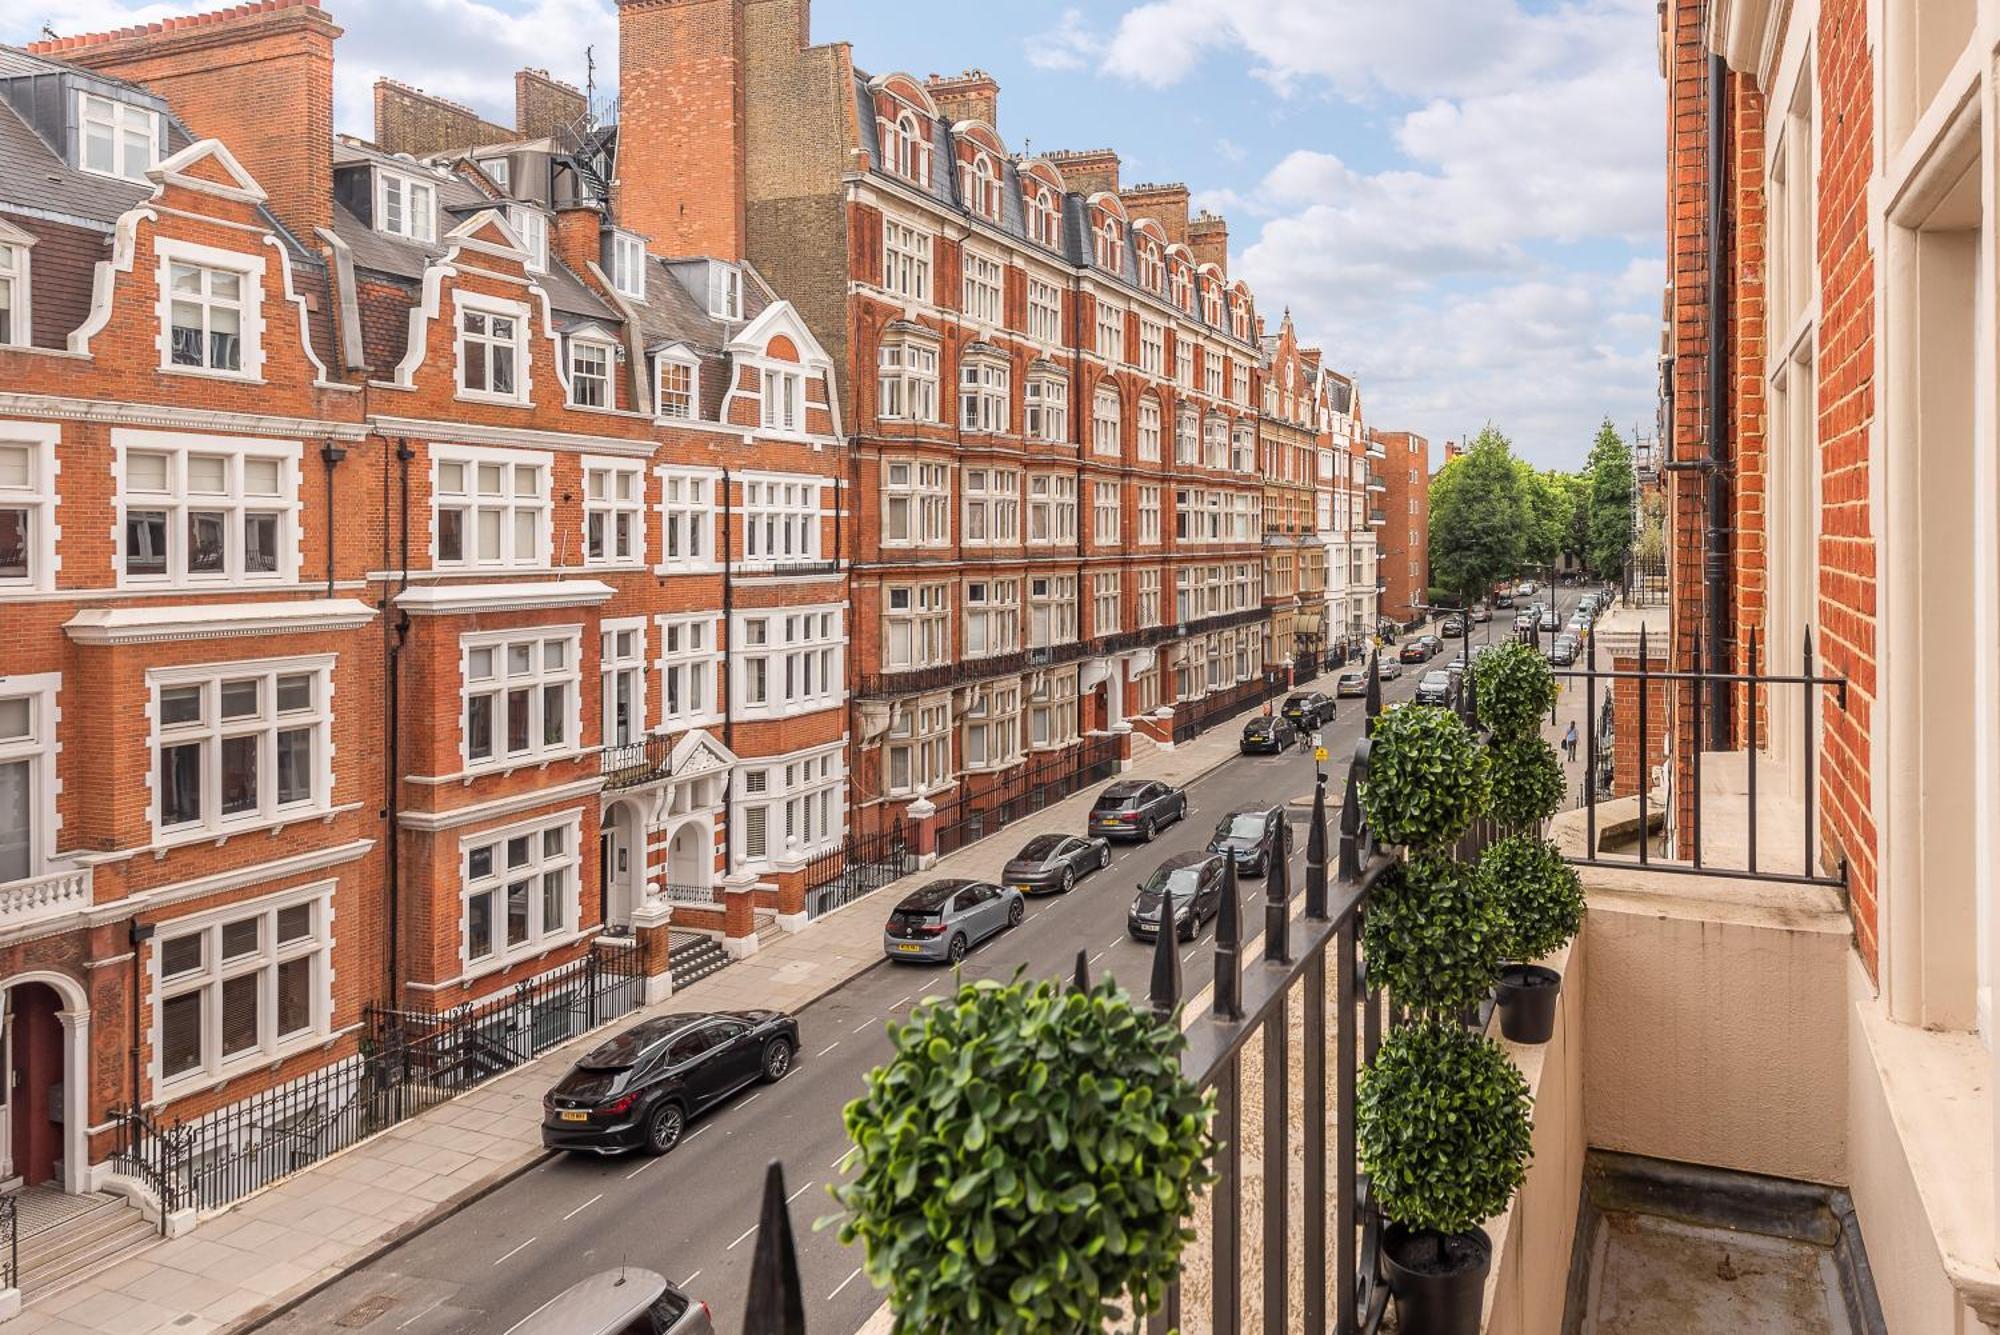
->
[803,822,910,919]
[601,735,674,790]
[110,947,647,1222]
[933,735,1123,860]
[1,1193,15,1294]
[1170,671,1287,745]
[1563,622,1848,887]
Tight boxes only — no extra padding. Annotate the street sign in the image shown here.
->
[1313,746,1329,763]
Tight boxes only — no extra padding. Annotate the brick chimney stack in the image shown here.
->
[1045,147,1120,198]
[373,78,510,157]
[28,0,342,241]
[1189,209,1229,276]
[614,0,748,259]
[516,68,586,139]
[1119,182,1190,244]
[924,69,998,126]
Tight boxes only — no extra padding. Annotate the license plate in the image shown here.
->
[560,1110,589,1122]
[1014,885,1033,893]
[896,943,924,953]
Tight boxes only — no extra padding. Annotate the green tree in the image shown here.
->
[1546,469,1591,568]
[1585,420,1637,578]
[1514,464,1568,569]
[1429,426,1527,602]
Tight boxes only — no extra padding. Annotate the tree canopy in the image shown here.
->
[1585,420,1637,577]
[1429,426,1526,601]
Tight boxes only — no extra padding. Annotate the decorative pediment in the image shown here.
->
[445,208,530,263]
[670,729,738,778]
[727,298,834,371]
[148,138,267,205]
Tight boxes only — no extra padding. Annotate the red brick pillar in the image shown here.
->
[631,893,675,1004]
[721,872,760,959]
[907,797,939,869]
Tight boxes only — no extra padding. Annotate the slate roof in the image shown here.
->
[0,45,188,226]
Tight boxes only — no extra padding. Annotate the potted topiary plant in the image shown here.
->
[1358,702,1489,853]
[1362,854,1506,1020]
[1466,641,1556,739]
[1485,733,1568,830]
[831,972,1214,1332]
[1479,834,1586,1043]
[1357,1019,1534,1335]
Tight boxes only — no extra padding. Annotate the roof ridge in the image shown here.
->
[27,0,324,54]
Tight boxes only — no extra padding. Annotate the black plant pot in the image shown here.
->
[1382,1223,1491,1335]
[1495,963,1562,1044]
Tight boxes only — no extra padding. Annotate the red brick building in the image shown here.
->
[1370,428,1431,625]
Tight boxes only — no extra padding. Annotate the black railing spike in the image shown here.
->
[1149,888,1182,1020]
[1265,816,1292,964]
[1338,762,1363,882]
[1305,772,1329,921]
[1213,853,1243,1020]
[1364,650,1382,732]
[1072,948,1091,994]
[742,1160,809,1335]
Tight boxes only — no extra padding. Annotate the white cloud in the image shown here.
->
[1024,8,1101,73]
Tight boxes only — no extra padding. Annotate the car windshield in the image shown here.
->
[888,907,939,926]
[1144,866,1202,897]
[1100,795,1141,810]
[1018,835,1064,860]
[1226,814,1267,839]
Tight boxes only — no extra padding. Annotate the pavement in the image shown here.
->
[3,646,1457,1335]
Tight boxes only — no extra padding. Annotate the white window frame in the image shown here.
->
[509,206,550,274]
[1092,386,1121,457]
[965,578,1020,659]
[1028,186,1061,248]
[1027,472,1077,546]
[884,219,932,303]
[884,582,951,670]
[0,673,61,888]
[155,238,263,381]
[1139,320,1165,375]
[568,337,615,409]
[600,616,649,751]
[891,112,931,186]
[733,742,845,869]
[1024,374,1068,444]
[584,456,646,567]
[1091,572,1120,637]
[1204,350,1225,399]
[655,349,700,420]
[1093,480,1121,546]
[886,694,952,797]
[1028,574,1078,648]
[1028,669,1080,751]
[0,425,59,591]
[1095,302,1124,362]
[480,156,511,191]
[964,683,1021,771]
[610,231,648,301]
[657,466,720,570]
[962,467,1019,546]
[708,263,743,321]
[116,431,300,588]
[1094,214,1123,273]
[459,628,582,772]
[877,338,939,423]
[152,881,333,1094]
[455,293,531,405]
[78,91,159,183]
[959,355,1010,434]
[149,655,336,843]
[430,443,551,570]
[882,459,951,547]
[1138,485,1163,546]
[759,366,806,434]
[375,169,437,243]
[962,249,1004,325]
[1138,397,1162,462]
[732,606,845,720]
[1028,278,1062,345]
[657,614,723,729]
[962,151,1002,221]
[458,813,582,977]
[1176,339,1195,391]
[1137,568,1162,628]
[740,474,822,565]
[0,236,30,348]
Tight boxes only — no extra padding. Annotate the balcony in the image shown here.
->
[600,735,674,790]
[0,867,93,934]
[1368,509,1387,526]
[1367,471,1387,492]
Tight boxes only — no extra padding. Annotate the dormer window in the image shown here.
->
[892,111,930,186]
[479,157,511,192]
[0,238,29,348]
[78,93,158,183]
[708,264,742,321]
[961,152,1000,222]
[1094,214,1122,273]
[655,349,699,419]
[1138,243,1163,294]
[1171,265,1192,312]
[509,206,548,273]
[1231,300,1250,341]
[610,232,647,301]
[376,170,436,243]
[1028,187,1060,249]
[1202,282,1222,327]
[760,366,805,433]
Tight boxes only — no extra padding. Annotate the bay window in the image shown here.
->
[887,696,952,796]
[151,658,333,838]
[882,459,950,546]
[120,436,296,585]
[965,579,1019,659]
[1029,670,1080,750]
[877,339,939,422]
[884,583,950,669]
[432,446,549,569]
[155,886,331,1088]
[1027,473,1076,545]
[461,816,579,972]
[959,354,1009,433]
[461,630,580,769]
[736,746,844,864]
[963,467,1019,545]
[964,684,1021,771]
[1024,373,1068,443]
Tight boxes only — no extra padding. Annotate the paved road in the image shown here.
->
[257,590,1588,1335]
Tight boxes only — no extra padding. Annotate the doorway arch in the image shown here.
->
[598,800,645,930]
[1,970,89,1194]
[664,817,714,893]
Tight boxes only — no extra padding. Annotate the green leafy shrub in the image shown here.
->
[1478,834,1586,962]
[1360,705,1490,852]
[1468,641,1557,739]
[1357,1020,1533,1236]
[1486,734,1567,828]
[1362,855,1506,1017]
[832,974,1214,1332]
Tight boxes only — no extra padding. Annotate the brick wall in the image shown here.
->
[1374,430,1430,622]
[1045,147,1120,198]
[1189,212,1228,276]
[616,0,748,259]
[925,69,997,126]
[515,67,586,139]
[1121,183,1191,244]
[373,78,511,156]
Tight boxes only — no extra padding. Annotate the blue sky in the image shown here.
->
[9,0,1663,469]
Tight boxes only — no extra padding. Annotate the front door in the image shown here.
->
[6,983,63,1186]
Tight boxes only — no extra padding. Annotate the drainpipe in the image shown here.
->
[721,467,735,869]
[383,438,414,1010]
[128,920,154,1118]
[319,440,346,597]
[1704,51,1734,747]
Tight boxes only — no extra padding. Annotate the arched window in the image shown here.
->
[1170,264,1191,312]
[1031,188,1060,247]
[1094,214,1122,273]
[1138,243,1163,293]
[1092,385,1122,456]
[962,153,999,221]
[895,112,928,184]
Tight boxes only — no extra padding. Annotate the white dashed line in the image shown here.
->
[740,1091,762,1107]
[830,1266,865,1300]
[396,1295,448,1329]
[688,1125,710,1141]
[492,1237,537,1266]
[852,1017,875,1032]
[786,1179,816,1204]
[681,1270,702,1288]
[917,977,939,992]
[728,1223,758,1250]
[562,1193,603,1221]
[624,1158,657,1180]
[889,995,912,1010]
[1089,950,1106,965]
[816,1041,840,1057]
[831,1147,857,1171]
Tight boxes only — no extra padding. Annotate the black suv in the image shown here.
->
[1206,805,1291,877]
[1128,852,1229,941]
[1414,670,1453,706]
[1088,780,1188,842]
[1240,713,1297,755]
[542,1011,800,1156]
[1281,691,1335,730]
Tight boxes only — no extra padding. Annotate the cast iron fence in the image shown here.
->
[1170,670,1287,746]
[933,734,1123,860]
[803,822,911,920]
[109,946,647,1224]
[601,735,674,790]
[1561,622,1848,887]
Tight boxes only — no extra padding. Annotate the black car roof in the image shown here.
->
[1153,850,1218,871]
[1222,804,1280,819]
[1017,834,1066,858]
[900,879,975,909]
[1098,781,1147,799]
[579,1013,711,1066]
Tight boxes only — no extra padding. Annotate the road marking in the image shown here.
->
[816,1040,840,1057]
[786,1179,816,1204]
[624,1158,657,1180]
[741,1091,762,1107]
[889,995,912,1010]
[830,1266,865,1300]
[493,1237,537,1266]
[728,1223,758,1250]
[396,1295,448,1329]
[1107,934,1123,949]
[681,1270,701,1288]
[831,1147,858,1171]
[852,1017,875,1032]
[688,1125,710,1141]
[562,1193,603,1222]
[1089,950,1106,965]
[917,977,939,992]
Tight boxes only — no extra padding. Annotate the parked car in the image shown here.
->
[1281,691,1335,729]
[1539,609,1561,633]
[1397,639,1430,664]
[1494,593,1516,609]
[1000,832,1112,895]
[1240,713,1298,754]
[1128,852,1229,941]
[1551,634,1581,666]
[1206,805,1291,877]
[542,1010,800,1156]
[1439,616,1466,637]
[504,1269,713,1335]
[1376,658,1405,681]
[1334,670,1369,699]
[1088,779,1189,842]
[1414,670,1453,706]
[1519,580,1538,597]
[1470,606,1493,623]
[882,879,1025,964]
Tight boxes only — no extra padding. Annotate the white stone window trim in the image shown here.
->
[0,422,59,591]
[1028,667,1081,751]
[656,613,724,731]
[600,615,650,751]
[150,878,335,1098]
[582,454,647,569]
[964,577,1021,660]
[881,458,951,547]
[375,167,438,243]
[883,581,952,671]
[566,335,618,411]
[0,672,62,889]
[738,472,823,567]
[654,345,702,422]
[963,682,1022,771]
[1027,277,1063,346]
[962,247,1005,326]
[457,811,583,980]
[77,91,159,183]
[428,441,553,571]
[757,363,808,436]
[508,205,550,275]
[153,237,265,383]
[876,336,940,424]
[610,231,648,302]
[1024,373,1068,445]
[654,464,722,574]
[113,429,302,590]
[457,626,584,774]
[883,216,933,305]
[0,223,33,349]
[453,290,532,407]
[962,466,1020,547]
[146,654,338,848]
[731,604,846,721]
[733,740,846,872]
[885,692,953,798]
[959,353,1010,435]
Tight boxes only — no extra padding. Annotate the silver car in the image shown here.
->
[504,1268,711,1334]
[883,878,1025,964]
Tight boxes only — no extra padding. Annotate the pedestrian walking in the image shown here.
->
[1563,719,1579,763]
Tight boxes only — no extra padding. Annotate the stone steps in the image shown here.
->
[14,1192,157,1306]
[668,932,732,988]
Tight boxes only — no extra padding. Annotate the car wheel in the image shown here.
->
[948,933,967,964]
[1062,867,1076,893]
[643,1101,685,1155]
[1254,851,1268,878]
[1142,818,1158,842]
[760,1038,794,1083]
[1181,916,1197,942]
[1007,898,1025,928]
[1097,846,1111,870]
